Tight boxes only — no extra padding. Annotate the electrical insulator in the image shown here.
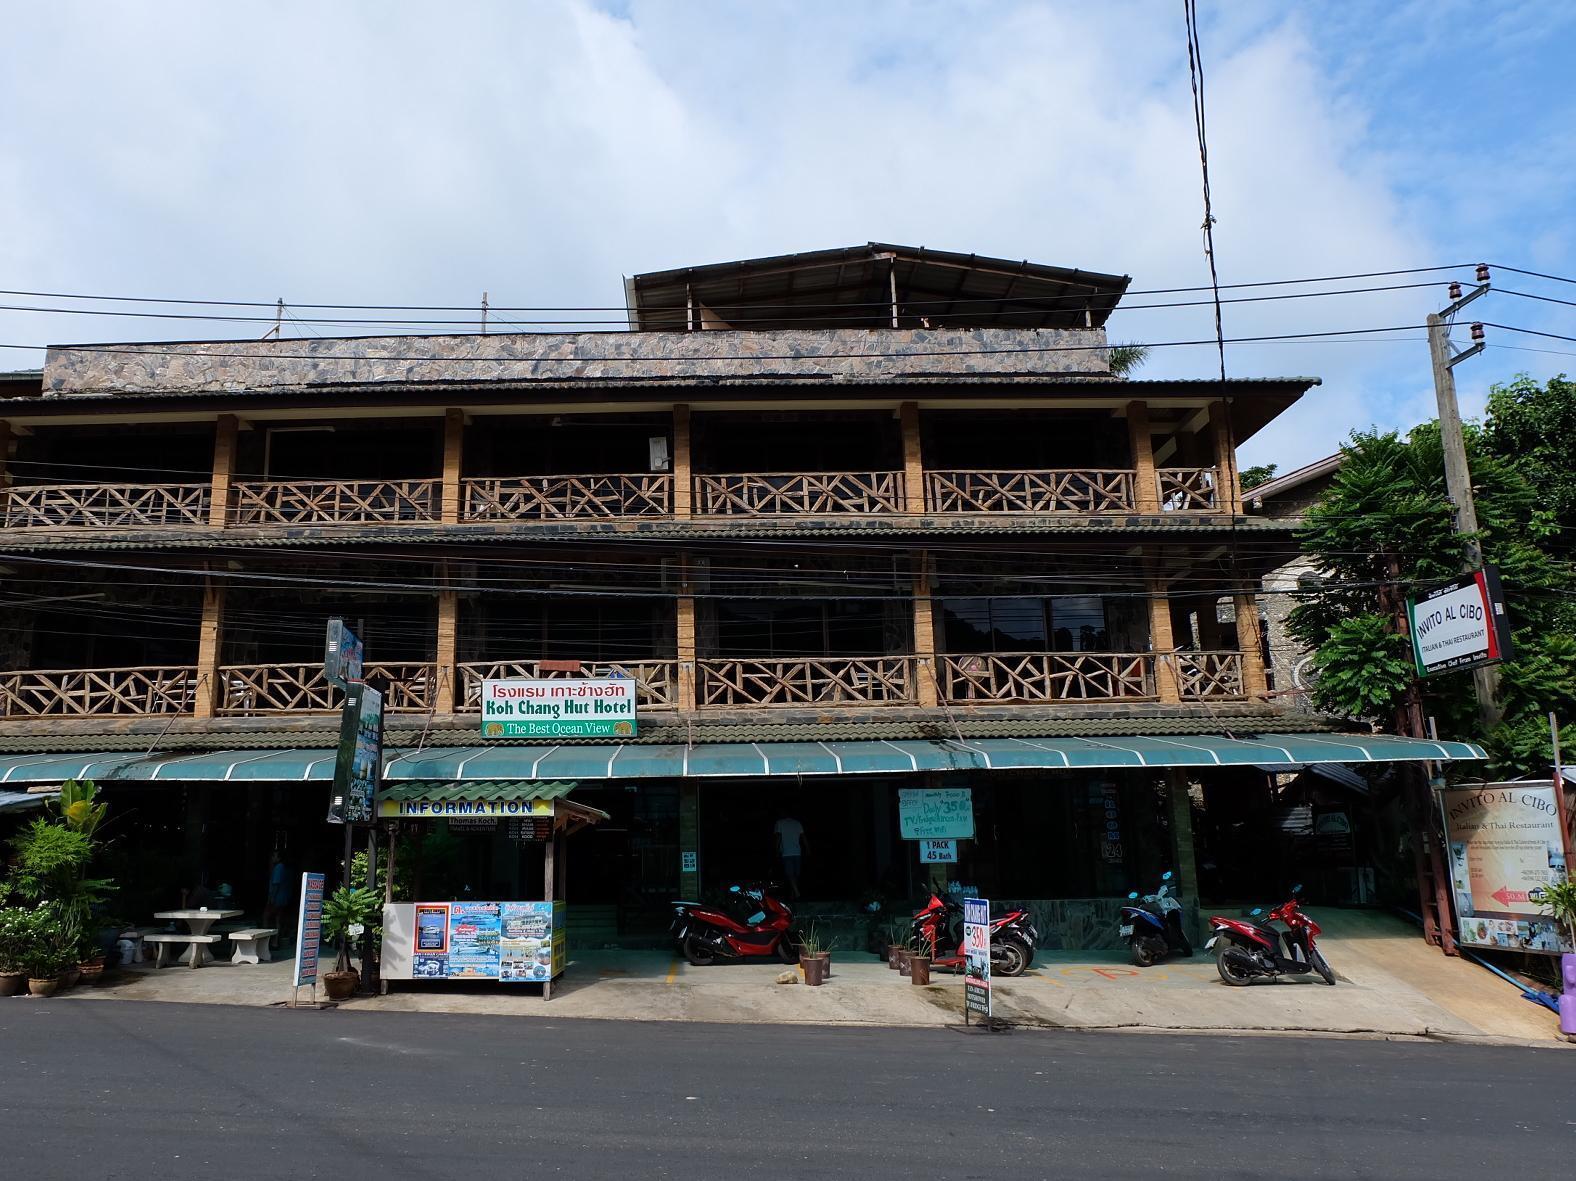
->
[1475,263,1490,282]
[1448,281,1462,300]
[1470,322,1484,342]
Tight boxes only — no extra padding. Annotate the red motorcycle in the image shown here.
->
[910,893,1036,977]
[1205,887,1336,986]
[670,882,801,966]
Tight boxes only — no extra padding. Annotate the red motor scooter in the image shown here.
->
[1205,886,1336,986]
[670,882,801,966]
[910,893,1036,977]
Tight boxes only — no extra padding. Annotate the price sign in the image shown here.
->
[919,839,957,863]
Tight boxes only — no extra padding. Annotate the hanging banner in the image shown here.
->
[1408,566,1513,676]
[328,682,382,825]
[1442,783,1572,954]
[324,618,364,689]
[292,872,326,987]
[898,788,975,840]
[480,678,637,738]
[963,896,991,1020]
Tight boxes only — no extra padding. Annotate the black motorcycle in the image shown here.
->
[1119,871,1193,967]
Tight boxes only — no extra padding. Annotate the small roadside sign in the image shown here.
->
[919,838,957,863]
[964,896,991,1022]
[292,872,326,1003]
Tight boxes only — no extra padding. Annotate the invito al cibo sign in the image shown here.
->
[480,677,637,738]
[1407,565,1513,677]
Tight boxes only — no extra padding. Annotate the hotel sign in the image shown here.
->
[480,677,637,738]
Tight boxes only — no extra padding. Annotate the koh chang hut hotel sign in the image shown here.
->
[481,677,638,738]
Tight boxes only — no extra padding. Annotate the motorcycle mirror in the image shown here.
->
[1128,892,1140,900]
[1250,908,1263,916]
[1161,871,1173,881]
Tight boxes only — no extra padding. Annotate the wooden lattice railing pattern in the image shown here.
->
[925,470,1137,514]
[218,662,438,714]
[939,652,1155,703]
[2,483,211,529]
[457,660,678,709]
[0,666,196,717]
[1158,467,1219,511]
[1174,651,1245,699]
[463,474,672,521]
[694,471,903,516]
[230,479,440,525]
[698,657,914,707]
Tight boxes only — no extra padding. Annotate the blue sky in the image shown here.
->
[1,0,1573,469]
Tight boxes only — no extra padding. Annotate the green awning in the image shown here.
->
[0,732,1485,785]
[378,781,579,804]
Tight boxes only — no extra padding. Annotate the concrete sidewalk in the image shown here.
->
[37,909,1570,1046]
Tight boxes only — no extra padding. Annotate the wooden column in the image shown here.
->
[676,554,697,712]
[0,420,11,487]
[899,401,925,514]
[672,404,692,518]
[678,781,700,899]
[1148,568,1180,703]
[435,586,458,714]
[912,550,938,708]
[441,408,464,525]
[1234,593,1268,699]
[194,576,226,719]
[1166,770,1202,942]
[1209,399,1244,513]
[209,414,238,527]
[1126,401,1159,512]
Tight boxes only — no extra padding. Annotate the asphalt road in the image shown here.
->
[2,1000,1571,1179]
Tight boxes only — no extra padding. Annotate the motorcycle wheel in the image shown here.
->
[1216,946,1256,986]
[1129,938,1159,968]
[776,932,801,964]
[1310,949,1336,986]
[995,937,1030,977]
[682,934,719,967]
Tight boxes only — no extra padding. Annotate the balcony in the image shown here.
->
[926,470,1137,514]
[217,662,440,715]
[0,665,196,716]
[1158,467,1218,511]
[230,479,440,526]
[694,472,904,516]
[698,656,915,707]
[940,652,1155,702]
[456,660,679,711]
[1174,651,1244,700]
[2,483,211,529]
[464,474,671,521]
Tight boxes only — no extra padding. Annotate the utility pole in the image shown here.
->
[1427,266,1500,730]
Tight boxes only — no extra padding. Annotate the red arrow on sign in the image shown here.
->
[1490,886,1529,907]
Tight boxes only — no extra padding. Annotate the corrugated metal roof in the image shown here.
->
[379,780,579,802]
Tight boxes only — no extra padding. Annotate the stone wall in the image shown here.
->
[42,326,1111,395]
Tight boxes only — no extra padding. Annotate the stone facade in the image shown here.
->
[43,326,1111,396]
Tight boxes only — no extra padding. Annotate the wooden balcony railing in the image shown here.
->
[230,479,440,526]
[0,665,196,717]
[463,474,671,521]
[457,659,678,710]
[698,656,914,707]
[2,483,211,529]
[1174,651,1245,699]
[218,662,438,714]
[939,652,1155,704]
[1158,467,1219,511]
[694,472,903,516]
[925,470,1137,514]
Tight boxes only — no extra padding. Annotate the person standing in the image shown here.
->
[261,848,293,952]
[774,813,807,899]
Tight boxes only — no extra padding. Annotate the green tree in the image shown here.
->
[1289,425,1576,774]
[1240,463,1277,491]
[1483,373,1576,556]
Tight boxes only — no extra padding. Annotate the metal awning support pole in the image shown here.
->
[543,818,558,1002]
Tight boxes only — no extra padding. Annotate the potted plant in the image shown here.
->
[798,923,826,987]
[1536,876,1576,950]
[885,921,908,970]
[908,934,932,986]
[321,885,380,1001]
[0,907,32,995]
[24,911,72,997]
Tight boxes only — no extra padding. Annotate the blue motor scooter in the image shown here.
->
[1119,871,1193,967]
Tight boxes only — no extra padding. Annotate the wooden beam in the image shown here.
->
[1209,400,1243,513]
[208,414,238,527]
[1126,400,1159,512]
[1235,593,1269,699]
[194,576,225,719]
[899,401,925,514]
[676,554,697,711]
[441,409,464,525]
[678,781,700,899]
[0,419,10,489]
[1147,568,1180,703]
[672,404,692,518]
[912,550,938,708]
[435,587,458,714]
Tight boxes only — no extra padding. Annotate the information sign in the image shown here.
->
[480,678,637,738]
[388,900,566,984]
[292,872,326,988]
[898,788,975,840]
[963,896,991,1020]
[919,838,958,863]
[1408,566,1513,676]
[328,682,382,825]
[1442,782,1571,954]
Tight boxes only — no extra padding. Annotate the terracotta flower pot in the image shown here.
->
[887,944,903,970]
[78,958,106,984]
[59,967,81,990]
[27,977,60,997]
[0,971,25,996]
[815,951,832,979]
[322,969,360,1001]
[800,956,826,987]
[909,955,931,986]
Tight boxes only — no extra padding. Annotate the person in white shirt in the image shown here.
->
[773,814,807,899]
